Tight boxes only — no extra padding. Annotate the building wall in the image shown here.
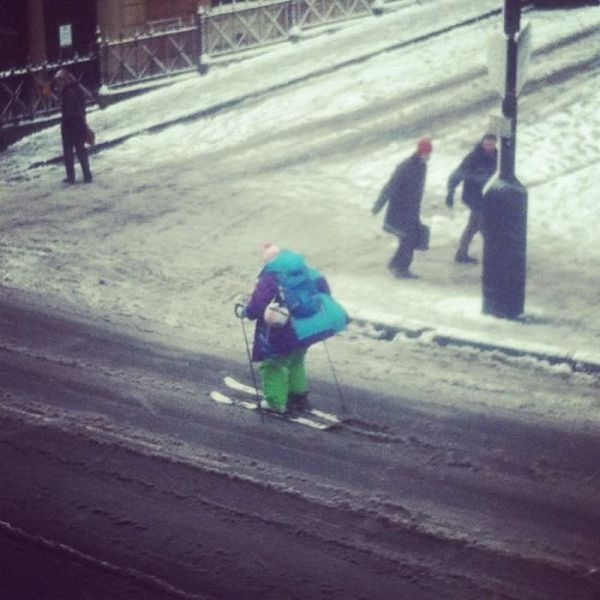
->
[97,0,209,39]
[27,0,46,64]
[0,0,29,69]
[97,0,129,38]
[42,0,97,61]
[146,0,199,22]
[2,0,211,68]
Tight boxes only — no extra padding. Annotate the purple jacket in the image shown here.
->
[245,269,330,362]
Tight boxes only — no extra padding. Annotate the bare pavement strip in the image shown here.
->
[1,295,599,599]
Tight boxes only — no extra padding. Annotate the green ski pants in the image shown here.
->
[259,349,308,410]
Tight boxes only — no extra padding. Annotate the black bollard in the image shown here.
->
[482,175,527,318]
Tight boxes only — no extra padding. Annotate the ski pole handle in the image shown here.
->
[234,303,246,319]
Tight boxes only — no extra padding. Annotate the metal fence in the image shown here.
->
[99,21,201,87]
[204,0,292,55]
[205,0,371,56]
[0,56,98,128]
[1,0,377,134]
[296,0,372,30]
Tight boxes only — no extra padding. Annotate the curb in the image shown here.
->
[351,318,600,376]
[432,333,600,376]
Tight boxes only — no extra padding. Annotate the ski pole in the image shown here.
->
[323,340,347,414]
[234,303,263,415]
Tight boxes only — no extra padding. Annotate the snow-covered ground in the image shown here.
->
[1,0,599,417]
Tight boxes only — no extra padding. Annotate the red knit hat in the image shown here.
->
[416,137,433,156]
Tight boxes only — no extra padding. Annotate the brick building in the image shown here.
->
[0,0,209,71]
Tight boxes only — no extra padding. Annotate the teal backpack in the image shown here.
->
[264,250,321,318]
[264,250,347,343]
[279,266,320,318]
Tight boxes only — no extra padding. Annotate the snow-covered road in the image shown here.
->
[1,298,599,599]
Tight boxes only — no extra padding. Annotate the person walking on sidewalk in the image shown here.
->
[372,137,432,279]
[240,243,347,414]
[445,134,498,264]
[53,69,93,184]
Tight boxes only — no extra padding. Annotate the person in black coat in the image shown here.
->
[372,138,432,279]
[446,134,497,263]
[54,69,92,184]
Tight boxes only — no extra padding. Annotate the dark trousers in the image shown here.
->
[62,135,92,182]
[389,226,418,271]
[456,209,483,259]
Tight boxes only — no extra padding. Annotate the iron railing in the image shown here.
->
[99,22,200,87]
[296,0,372,30]
[205,0,372,55]
[0,56,98,128]
[205,0,292,55]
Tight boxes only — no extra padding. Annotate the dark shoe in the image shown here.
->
[396,269,419,279]
[83,176,93,184]
[62,177,75,184]
[455,254,478,264]
[388,265,418,279]
[288,392,310,413]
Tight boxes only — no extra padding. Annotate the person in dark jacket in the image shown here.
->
[54,69,92,184]
[242,243,347,413]
[446,134,498,263]
[372,137,432,279]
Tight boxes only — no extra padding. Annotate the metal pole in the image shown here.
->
[500,0,519,180]
[481,0,528,319]
[195,5,209,75]
[235,304,263,417]
[323,341,347,415]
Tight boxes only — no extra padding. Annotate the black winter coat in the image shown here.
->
[372,154,427,235]
[60,81,87,143]
[447,143,497,211]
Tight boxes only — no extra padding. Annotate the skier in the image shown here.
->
[372,137,433,279]
[53,69,93,184]
[240,243,347,414]
[445,134,498,264]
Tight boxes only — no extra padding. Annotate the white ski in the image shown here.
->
[223,376,341,424]
[209,391,331,430]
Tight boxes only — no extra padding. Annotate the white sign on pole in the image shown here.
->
[516,22,532,95]
[59,24,73,48]
[486,21,532,97]
[488,113,512,138]
[487,30,506,97]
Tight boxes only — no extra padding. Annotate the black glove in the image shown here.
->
[445,192,454,208]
